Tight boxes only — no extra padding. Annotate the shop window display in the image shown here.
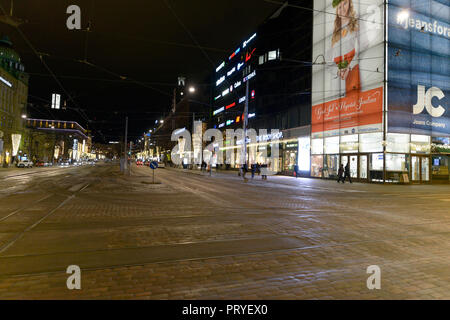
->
[370,153,384,182]
[386,154,409,183]
[324,155,339,179]
[311,155,323,178]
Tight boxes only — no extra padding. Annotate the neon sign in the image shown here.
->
[213,107,225,116]
[249,113,256,119]
[222,88,230,97]
[226,102,236,110]
[245,48,256,62]
[234,81,242,89]
[243,71,256,82]
[214,94,221,100]
[239,96,246,104]
[219,123,225,128]
[227,67,236,77]
[237,62,244,71]
[216,61,225,72]
[226,120,235,126]
[243,33,256,48]
[216,76,225,86]
[229,48,241,60]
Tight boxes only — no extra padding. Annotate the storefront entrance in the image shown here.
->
[411,156,430,183]
[341,155,359,180]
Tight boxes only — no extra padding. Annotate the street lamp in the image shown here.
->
[189,86,196,93]
[21,114,27,119]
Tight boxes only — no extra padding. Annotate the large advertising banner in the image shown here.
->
[388,0,450,137]
[312,0,385,138]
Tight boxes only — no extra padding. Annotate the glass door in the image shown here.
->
[411,156,420,182]
[360,155,368,180]
[349,155,358,178]
[421,157,430,182]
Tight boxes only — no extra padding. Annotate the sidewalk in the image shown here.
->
[166,166,450,194]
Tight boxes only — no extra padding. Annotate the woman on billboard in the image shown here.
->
[330,0,361,95]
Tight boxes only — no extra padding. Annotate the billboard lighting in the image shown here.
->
[397,10,410,23]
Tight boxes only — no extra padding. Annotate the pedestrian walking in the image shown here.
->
[337,164,345,183]
[344,162,353,183]
[294,164,299,178]
[251,164,256,179]
[261,163,268,180]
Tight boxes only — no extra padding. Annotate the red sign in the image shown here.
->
[226,102,236,110]
[312,87,383,135]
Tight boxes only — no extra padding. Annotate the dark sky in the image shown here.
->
[0,0,278,142]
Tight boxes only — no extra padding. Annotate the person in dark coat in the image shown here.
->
[344,162,353,183]
[251,164,256,179]
[294,164,299,178]
[337,164,345,183]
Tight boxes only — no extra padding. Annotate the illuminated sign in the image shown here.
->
[227,67,236,77]
[249,113,256,119]
[239,96,246,104]
[256,132,283,142]
[219,123,225,128]
[251,90,255,99]
[298,137,311,172]
[222,88,230,96]
[234,81,242,89]
[236,116,241,123]
[216,61,225,72]
[0,76,12,88]
[229,48,241,60]
[226,120,235,126]
[216,76,225,87]
[52,93,61,109]
[214,94,221,100]
[213,107,225,116]
[243,71,256,82]
[245,48,256,62]
[225,102,236,110]
[243,33,256,48]
[237,62,244,71]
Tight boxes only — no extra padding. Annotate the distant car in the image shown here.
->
[44,162,53,167]
[60,161,70,167]
[157,162,166,169]
[136,160,143,166]
[35,161,45,167]
[17,160,33,168]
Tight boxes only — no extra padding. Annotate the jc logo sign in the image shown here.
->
[413,85,446,118]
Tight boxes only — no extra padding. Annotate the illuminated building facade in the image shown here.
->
[0,36,29,167]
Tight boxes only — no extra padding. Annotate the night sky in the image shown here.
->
[0,0,278,142]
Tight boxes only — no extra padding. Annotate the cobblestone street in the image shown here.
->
[0,164,448,299]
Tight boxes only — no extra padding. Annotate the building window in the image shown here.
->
[360,132,383,153]
[259,55,265,65]
[311,155,323,177]
[268,50,279,61]
[387,133,410,153]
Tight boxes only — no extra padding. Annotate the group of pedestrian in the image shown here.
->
[239,163,269,181]
[337,162,352,184]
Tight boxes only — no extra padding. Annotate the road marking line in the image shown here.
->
[0,195,75,255]
[0,194,54,223]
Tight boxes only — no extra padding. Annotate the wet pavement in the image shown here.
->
[0,163,448,299]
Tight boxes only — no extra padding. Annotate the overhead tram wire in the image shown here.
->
[262,0,385,26]
[0,3,108,142]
